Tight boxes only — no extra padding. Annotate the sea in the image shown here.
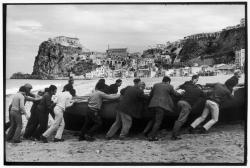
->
[4,74,245,121]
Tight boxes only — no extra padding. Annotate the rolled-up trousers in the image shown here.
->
[191,100,219,130]
[43,106,65,139]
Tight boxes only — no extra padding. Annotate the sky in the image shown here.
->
[6,4,245,77]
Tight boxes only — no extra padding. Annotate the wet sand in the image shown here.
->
[5,123,245,163]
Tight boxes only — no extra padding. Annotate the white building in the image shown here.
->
[240,18,245,27]
[190,66,202,75]
[235,49,245,68]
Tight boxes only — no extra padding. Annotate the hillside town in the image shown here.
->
[60,18,244,79]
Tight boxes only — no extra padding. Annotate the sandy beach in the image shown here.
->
[5,75,246,164]
[5,123,245,163]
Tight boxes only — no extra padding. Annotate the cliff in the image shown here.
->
[178,27,245,64]
[31,37,96,79]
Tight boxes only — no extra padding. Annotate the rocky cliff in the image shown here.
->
[32,37,96,79]
[178,27,245,64]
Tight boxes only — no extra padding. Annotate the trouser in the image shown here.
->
[23,106,39,138]
[5,105,12,131]
[43,106,65,139]
[80,108,103,137]
[33,109,49,139]
[6,110,22,141]
[147,107,165,138]
[191,100,219,130]
[106,110,132,138]
[172,100,192,136]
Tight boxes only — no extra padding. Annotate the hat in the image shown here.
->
[24,83,32,89]
[234,69,241,75]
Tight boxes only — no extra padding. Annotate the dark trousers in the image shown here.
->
[33,109,49,139]
[6,110,22,141]
[23,108,39,138]
[172,100,192,137]
[147,107,165,138]
[80,108,103,137]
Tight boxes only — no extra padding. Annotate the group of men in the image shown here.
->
[5,70,241,143]
[79,70,241,142]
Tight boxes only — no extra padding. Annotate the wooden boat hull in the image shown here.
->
[64,87,246,131]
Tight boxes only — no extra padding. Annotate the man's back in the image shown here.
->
[56,92,72,110]
[117,86,146,118]
[109,84,118,94]
[149,82,178,112]
[210,83,232,105]
[179,81,204,106]
[11,92,25,113]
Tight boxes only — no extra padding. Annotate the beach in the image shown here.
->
[5,75,246,163]
[6,123,244,163]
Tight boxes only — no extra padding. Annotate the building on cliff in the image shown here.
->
[49,36,82,48]
[106,48,128,58]
[184,32,221,40]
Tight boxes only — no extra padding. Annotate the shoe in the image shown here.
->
[73,132,80,136]
[13,140,22,143]
[188,126,196,134]
[30,137,36,141]
[54,138,64,142]
[40,135,48,143]
[105,136,111,140]
[138,133,147,139]
[119,136,130,140]
[78,136,86,141]
[85,135,95,142]
[198,127,208,134]
[148,137,159,141]
[171,135,182,140]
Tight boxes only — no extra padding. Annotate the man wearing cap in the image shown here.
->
[108,79,122,94]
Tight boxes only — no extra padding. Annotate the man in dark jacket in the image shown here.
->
[33,85,57,140]
[171,75,205,140]
[63,76,74,92]
[108,79,122,94]
[95,78,110,94]
[145,76,184,141]
[23,90,45,139]
[189,82,234,133]
[106,81,149,139]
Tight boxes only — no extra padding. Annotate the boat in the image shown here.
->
[64,85,246,131]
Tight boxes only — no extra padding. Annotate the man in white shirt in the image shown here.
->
[41,86,75,143]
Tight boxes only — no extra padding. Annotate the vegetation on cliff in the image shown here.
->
[179,27,245,64]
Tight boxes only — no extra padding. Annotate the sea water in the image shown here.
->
[4,74,245,121]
